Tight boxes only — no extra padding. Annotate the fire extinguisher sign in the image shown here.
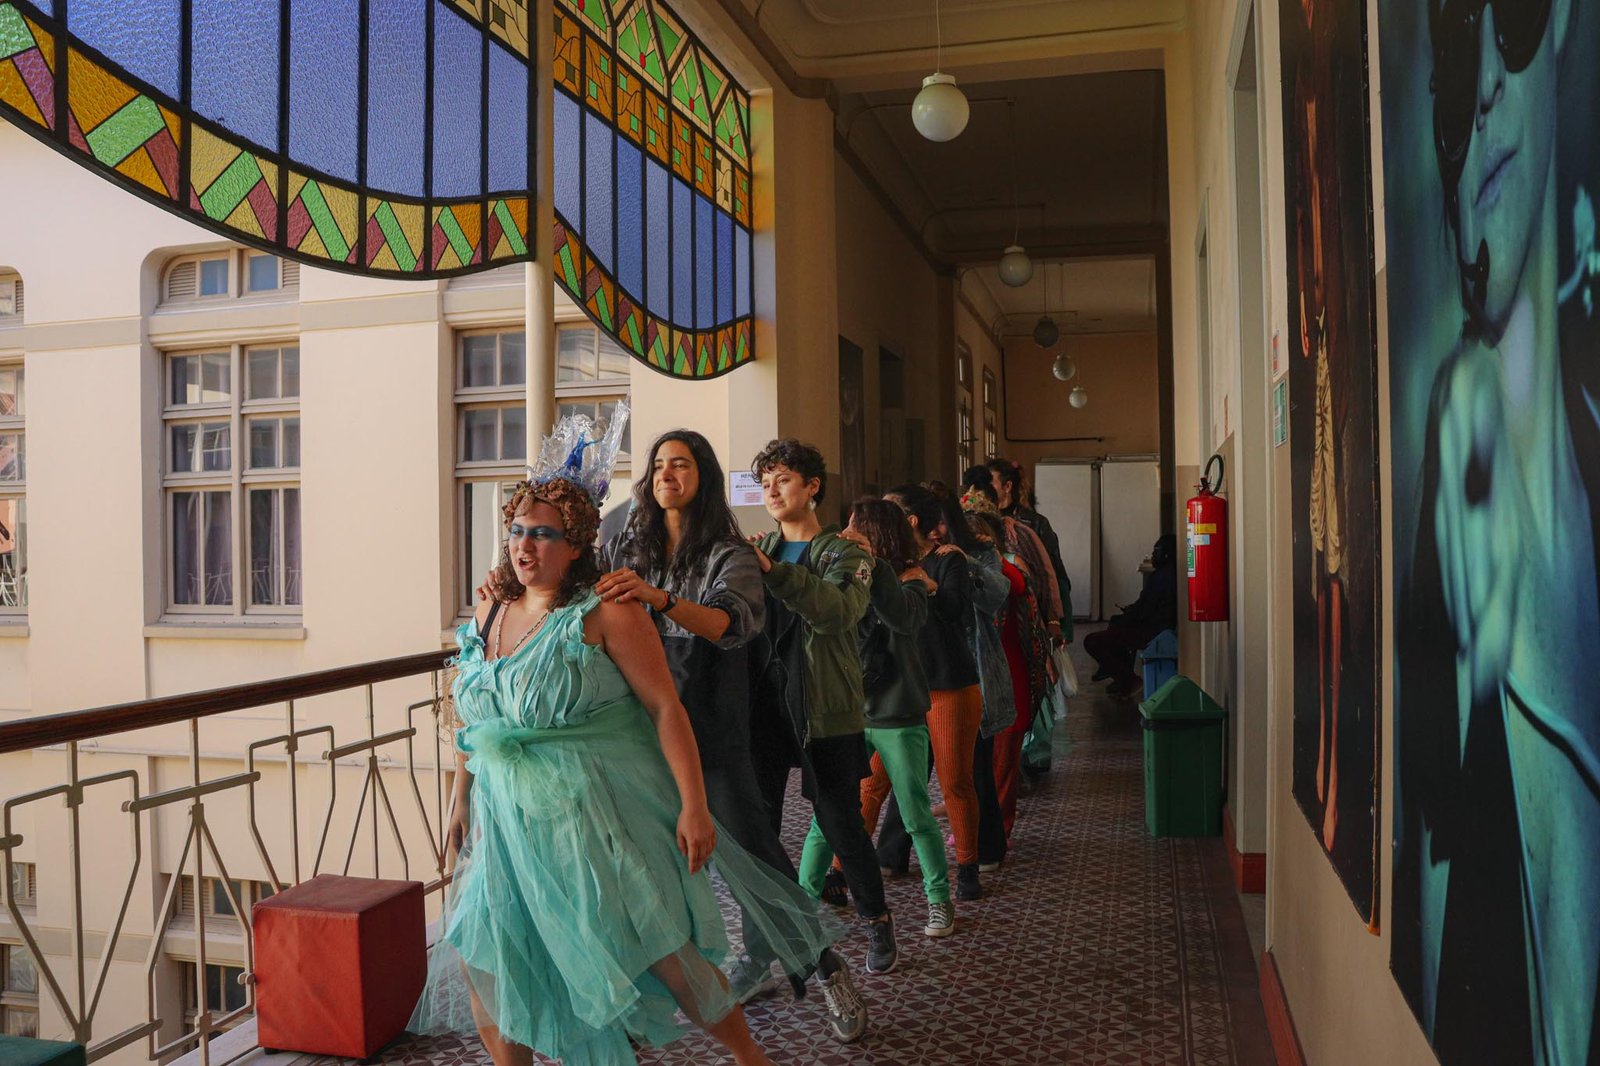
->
[1186,522,1197,578]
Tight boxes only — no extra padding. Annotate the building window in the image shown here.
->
[0,364,23,612]
[0,272,22,319]
[1,944,38,1038]
[956,341,975,471]
[179,962,247,1024]
[163,251,298,304]
[957,341,973,392]
[555,324,632,467]
[173,876,275,920]
[6,863,34,906]
[456,329,527,615]
[163,346,301,616]
[982,367,998,459]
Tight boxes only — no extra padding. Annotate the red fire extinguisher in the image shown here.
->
[1187,454,1229,622]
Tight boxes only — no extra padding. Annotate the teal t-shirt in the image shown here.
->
[775,540,810,565]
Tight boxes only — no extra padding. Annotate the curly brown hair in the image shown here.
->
[486,478,602,607]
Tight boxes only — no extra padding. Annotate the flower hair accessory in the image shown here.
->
[525,399,631,507]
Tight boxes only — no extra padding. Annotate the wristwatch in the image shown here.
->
[660,591,679,614]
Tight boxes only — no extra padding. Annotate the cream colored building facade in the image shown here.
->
[0,0,1459,1063]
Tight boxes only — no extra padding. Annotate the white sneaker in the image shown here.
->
[978,861,1002,873]
[924,900,956,937]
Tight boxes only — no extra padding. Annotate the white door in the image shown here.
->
[1032,461,1095,620]
[1099,460,1161,617]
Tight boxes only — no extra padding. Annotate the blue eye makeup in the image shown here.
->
[508,524,566,543]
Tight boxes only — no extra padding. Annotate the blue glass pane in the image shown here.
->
[715,209,733,324]
[289,0,359,182]
[736,225,750,317]
[645,160,670,319]
[69,0,180,98]
[192,0,279,148]
[486,42,527,192]
[584,111,612,270]
[552,90,581,224]
[671,177,692,327]
[432,9,482,197]
[616,140,643,300]
[366,0,426,197]
[694,194,713,328]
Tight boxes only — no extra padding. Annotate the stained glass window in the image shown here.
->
[0,0,755,378]
[0,0,532,276]
[550,0,754,378]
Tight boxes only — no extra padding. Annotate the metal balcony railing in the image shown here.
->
[0,648,454,1065]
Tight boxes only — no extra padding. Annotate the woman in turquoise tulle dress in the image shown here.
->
[411,415,835,1066]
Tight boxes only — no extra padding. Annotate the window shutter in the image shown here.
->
[280,259,300,289]
[166,261,198,301]
[178,876,196,915]
[12,279,21,317]
[23,864,34,900]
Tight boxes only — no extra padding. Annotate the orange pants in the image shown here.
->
[926,685,984,866]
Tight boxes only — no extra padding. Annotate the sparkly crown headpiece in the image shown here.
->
[525,399,630,506]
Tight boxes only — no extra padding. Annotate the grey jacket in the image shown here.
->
[969,546,1018,738]
[598,532,766,756]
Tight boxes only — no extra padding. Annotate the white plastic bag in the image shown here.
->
[1051,644,1078,713]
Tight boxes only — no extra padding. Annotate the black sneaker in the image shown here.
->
[816,950,868,1043]
[865,912,898,974]
[820,868,850,909]
[956,864,983,901]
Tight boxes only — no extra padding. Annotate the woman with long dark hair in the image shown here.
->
[873,483,987,901]
[594,429,867,1041]
[799,498,956,937]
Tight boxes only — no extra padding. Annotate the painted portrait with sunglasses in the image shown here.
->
[1384,0,1600,1062]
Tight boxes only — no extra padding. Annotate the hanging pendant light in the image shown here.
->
[912,2,968,142]
[1033,263,1059,346]
[998,103,1031,287]
[1052,353,1077,381]
[1069,385,1089,409]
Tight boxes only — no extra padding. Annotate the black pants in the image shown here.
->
[1083,625,1158,685]
[974,733,1007,866]
[751,731,888,920]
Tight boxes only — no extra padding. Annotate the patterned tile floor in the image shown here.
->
[283,634,1273,1066]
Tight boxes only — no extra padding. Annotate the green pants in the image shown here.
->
[799,724,950,905]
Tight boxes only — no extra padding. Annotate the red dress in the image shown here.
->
[993,559,1034,837]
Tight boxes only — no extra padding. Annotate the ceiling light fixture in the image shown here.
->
[912,1,968,142]
[1034,262,1059,347]
[998,102,1032,287]
[1052,353,1077,381]
[1069,385,1089,409]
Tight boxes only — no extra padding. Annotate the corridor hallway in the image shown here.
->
[287,639,1273,1066]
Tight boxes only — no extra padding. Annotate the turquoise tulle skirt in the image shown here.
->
[409,700,837,1066]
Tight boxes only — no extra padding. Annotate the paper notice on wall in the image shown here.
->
[1273,378,1288,447]
[729,471,764,507]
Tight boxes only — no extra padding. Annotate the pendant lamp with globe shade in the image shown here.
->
[1033,263,1059,348]
[997,102,1032,287]
[912,1,969,142]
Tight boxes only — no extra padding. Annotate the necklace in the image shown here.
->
[492,599,552,660]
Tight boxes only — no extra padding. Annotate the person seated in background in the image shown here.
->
[1083,535,1177,698]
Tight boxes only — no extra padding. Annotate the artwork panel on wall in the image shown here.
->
[1382,0,1600,1063]
[1278,0,1382,927]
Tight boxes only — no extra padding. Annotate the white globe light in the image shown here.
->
[1068,386,1088,409]
[912,73,970,142]
[1052,353,1076,381]
[1033,316,1060,348]
[998,245,1033,287]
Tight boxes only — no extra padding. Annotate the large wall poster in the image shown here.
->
[1279,0,1382,926]
[1382,0,1600,1061]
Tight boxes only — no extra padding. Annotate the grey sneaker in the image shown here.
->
[728,955,781,1003]
[817,954,868,1043]
[865,912,898,974]
[924,900,956,937]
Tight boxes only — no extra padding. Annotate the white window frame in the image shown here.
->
[0,358,23,614]
[162,344,301,619]
[172,875,274,920]
[0,271,22,320]
[982,367,999,459]
[554,322,632,475]
[162,250,299,306]
[455,328,530,618]
[6,862,34,906]
[178,960,248,1026]
[1,943,39,1038]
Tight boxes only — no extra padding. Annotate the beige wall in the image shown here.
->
[998,331,1161,477]
[833,155,954,491]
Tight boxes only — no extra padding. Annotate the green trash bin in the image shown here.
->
[1139,675,1226,837]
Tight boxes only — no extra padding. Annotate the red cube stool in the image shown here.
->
[253,874,425,1061]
